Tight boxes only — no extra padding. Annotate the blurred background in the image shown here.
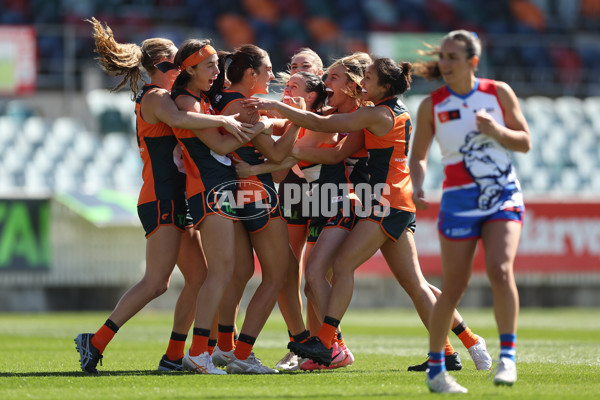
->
[0,0,599,311]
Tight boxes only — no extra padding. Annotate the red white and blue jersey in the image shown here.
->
[432,78,523,216]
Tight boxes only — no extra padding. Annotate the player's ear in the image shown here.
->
[471,56,479,68]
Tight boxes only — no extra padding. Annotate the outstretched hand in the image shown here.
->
[242,97,279,111]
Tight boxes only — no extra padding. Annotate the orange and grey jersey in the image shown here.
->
[363,96,415,212]
[170,88,236,198]
[135,84,186,206]
[212,89,274,203]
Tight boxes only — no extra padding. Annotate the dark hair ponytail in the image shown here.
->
[372,57,412,97]
[207,51,233,101]
[295,71,327,112]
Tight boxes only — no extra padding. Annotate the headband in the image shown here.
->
[180,45,217,71]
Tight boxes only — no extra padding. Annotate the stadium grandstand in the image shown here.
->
[1,0,599,311]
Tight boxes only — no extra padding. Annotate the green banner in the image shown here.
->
[54,189,139,227]
[0,198,50,270]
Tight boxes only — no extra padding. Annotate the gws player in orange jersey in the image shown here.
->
[245,57,491,373]
[75,18,256,375]
[168,39,267,375]
[236,69,345,371]
[270,48,327,371]
[239,53,371,371]
[203,44,302,374]
[410,30,530,393]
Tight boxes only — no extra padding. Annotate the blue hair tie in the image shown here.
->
[471,31,479,39]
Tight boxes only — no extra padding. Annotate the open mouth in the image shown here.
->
[326,87,334,99]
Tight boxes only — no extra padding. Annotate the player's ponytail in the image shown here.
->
[88,17,176,100]
[371,57,413,97]
[207,51,233,103]
[87,17,144,99]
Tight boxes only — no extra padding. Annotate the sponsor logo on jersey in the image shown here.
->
[437,109,461,123]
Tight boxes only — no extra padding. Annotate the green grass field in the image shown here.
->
[1,308,599,399]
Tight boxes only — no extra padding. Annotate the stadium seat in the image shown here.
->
[86,89,132,134]
[558,167,581,193]
[51,117,82,146]
[71,132,101,163]
[0,116,18,148]
[23,116,50,147]
[583,97,600,130]
[554,96,584,132]
[529,167,552,192]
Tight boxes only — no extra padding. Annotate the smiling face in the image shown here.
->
[323,64,356,109]
[283,74,316,108]
[188,53,220,92]
[283,74,308,98]
[251,55,275,95]
[437,38,474,85]
[359,64,387,103]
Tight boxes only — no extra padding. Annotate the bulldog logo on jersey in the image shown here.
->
[459,131,513,210]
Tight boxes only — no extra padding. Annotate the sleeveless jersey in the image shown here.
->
[363,96,415,212]
[432,78,523,214]
[330,105,369,185]
[296,126,347,186]
[135,84,186,206]
[170,88,236,198]
[212,89,273,203]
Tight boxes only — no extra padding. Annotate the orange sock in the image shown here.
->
[165,332,187,361]
[218,331,235,352]
[189,328,210,357]
[453,322,479,349]
[444,337,455,356]
[317,323,338,350]
[233,334,255,360]
[91,322,118,354]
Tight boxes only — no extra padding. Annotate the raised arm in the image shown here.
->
[293,130,364,165]
[408,96,435,210]
[243,97,384,134]
[144,88,254,142]
[252,122,301,164]
[175,95,263,155]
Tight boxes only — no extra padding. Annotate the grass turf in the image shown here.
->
[0,308,599,399]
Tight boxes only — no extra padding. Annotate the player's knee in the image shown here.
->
[487,262,512,286]
[148,281,169,298]
[183,273,204,292]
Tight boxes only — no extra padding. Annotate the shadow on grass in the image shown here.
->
[0,367,378,378]
[0,370,179,377]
